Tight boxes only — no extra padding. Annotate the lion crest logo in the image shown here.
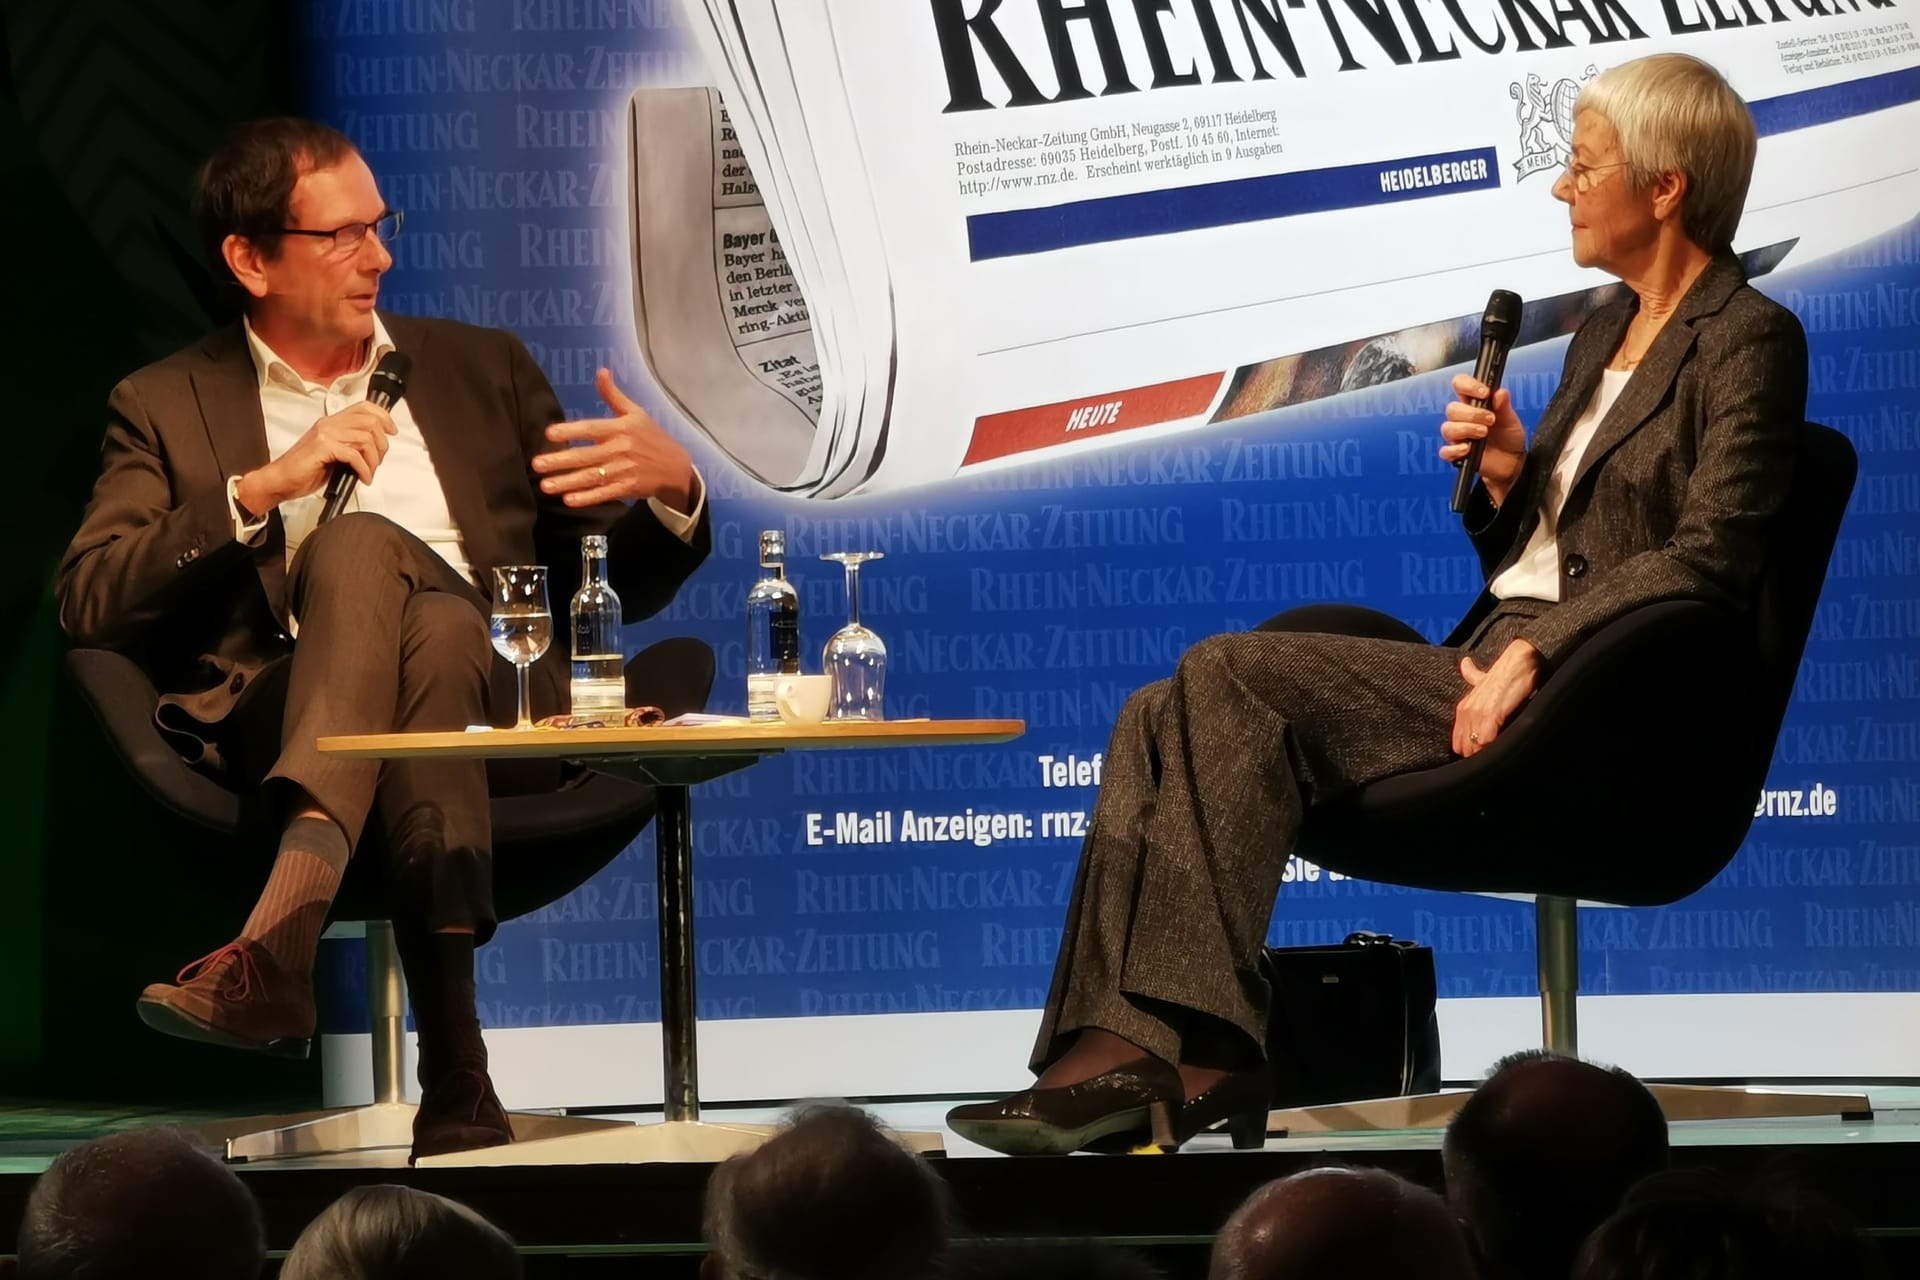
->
[1511,66,1598,181]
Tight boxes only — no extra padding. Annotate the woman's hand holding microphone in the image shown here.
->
[1438,374,1528,509]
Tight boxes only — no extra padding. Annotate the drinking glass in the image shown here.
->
[820,552,888,721]
[490,565,552,730]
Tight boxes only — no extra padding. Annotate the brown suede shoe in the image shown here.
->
[136,940,316,1059]
[411,1068,514,1164]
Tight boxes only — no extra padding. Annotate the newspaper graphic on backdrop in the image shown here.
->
[631,0,1920,499]
[629,90,825,492]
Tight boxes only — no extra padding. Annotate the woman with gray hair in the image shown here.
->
[280,1184,521,1280]
[949,52,1808,1157]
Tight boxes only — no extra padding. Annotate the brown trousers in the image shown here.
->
[214,514,523,941]
[1030,603,1547,1073]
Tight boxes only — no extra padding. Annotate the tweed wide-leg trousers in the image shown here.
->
[1029,605,1546,1072]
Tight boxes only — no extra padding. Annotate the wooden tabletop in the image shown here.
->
[317,718,1025,761]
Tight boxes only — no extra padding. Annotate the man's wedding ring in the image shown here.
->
[597,466,608,480]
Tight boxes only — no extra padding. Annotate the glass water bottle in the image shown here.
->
[570,535,625,716]
[746,529,801,720]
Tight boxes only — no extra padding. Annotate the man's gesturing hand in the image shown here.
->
[237,403,397,515]
[532,369,696,511]
[1453,639,1542,758]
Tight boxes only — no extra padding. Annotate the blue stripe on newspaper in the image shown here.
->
[965,146,1500,262]
[967,67,1920,263]
[1749,65,1920,136]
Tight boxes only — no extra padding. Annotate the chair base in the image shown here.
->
[199,1102,628,1163]
[1643,1082,1875,1124]
[413,1117,947,1167]
[1265,1083,1874,1137]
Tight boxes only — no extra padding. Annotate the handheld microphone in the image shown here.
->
[1450,290,1524,514]
[319,351,412,525]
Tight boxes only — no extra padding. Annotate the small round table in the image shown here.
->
[319,717,1025,1164]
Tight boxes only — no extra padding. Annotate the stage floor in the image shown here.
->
[5,1085,1913,1167]
[4,1085,1918,1276]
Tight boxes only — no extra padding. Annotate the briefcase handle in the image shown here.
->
[1344,930,1414,950]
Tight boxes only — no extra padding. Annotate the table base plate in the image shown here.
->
[413,1118,947,1166]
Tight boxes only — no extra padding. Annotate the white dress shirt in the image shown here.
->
[1489,368,1631,603]
[226,316,704,611]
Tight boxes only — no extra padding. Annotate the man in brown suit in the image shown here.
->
[57,118,711,1160]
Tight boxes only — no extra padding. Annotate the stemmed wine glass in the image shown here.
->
[820,552,888,721]
[490,565,552,730]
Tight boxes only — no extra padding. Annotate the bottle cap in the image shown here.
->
[759,529,785,563]
[583,534,608,553]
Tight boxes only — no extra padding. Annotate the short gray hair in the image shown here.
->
[1577,53,1757,253]
[17,1127,265,1280]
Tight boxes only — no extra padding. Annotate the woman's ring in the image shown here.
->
[598,466,608,481]
[1468,731,1481,744]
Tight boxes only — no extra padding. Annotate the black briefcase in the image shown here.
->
[1260,931,1442,1107]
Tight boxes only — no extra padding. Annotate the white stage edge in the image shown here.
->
[322,993,1920,1109]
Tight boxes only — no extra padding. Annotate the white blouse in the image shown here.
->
[1490,368,1632,603]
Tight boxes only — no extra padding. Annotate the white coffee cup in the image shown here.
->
[774,674,833,725]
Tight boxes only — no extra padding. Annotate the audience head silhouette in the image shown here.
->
[1444,1049,1670,1280]
[702,1103,952,1280]
[1209,1166,1477,1280]
[280,1183,521,1280]
[1574,1168,1890,1280]
[11,1127,264,1280]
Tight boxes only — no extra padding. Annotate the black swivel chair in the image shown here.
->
[64,636,716,1159]
[1262,422,1865,1131]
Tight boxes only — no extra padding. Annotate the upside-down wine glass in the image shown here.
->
[490,565,552,730]
[820,552,887,721]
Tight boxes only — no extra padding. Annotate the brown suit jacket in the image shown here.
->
[57,312,711,750]
[1446,253,1810,667]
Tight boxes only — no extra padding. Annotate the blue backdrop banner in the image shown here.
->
[301,0,1920,1100]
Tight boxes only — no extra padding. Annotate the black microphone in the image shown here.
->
[319,352,412,525]
[1450,290,1524,514]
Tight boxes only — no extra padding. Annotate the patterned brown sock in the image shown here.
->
[240,817,349,977]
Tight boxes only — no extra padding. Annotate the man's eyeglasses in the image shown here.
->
[1561,161,1630,195]
[277,209,404,252]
